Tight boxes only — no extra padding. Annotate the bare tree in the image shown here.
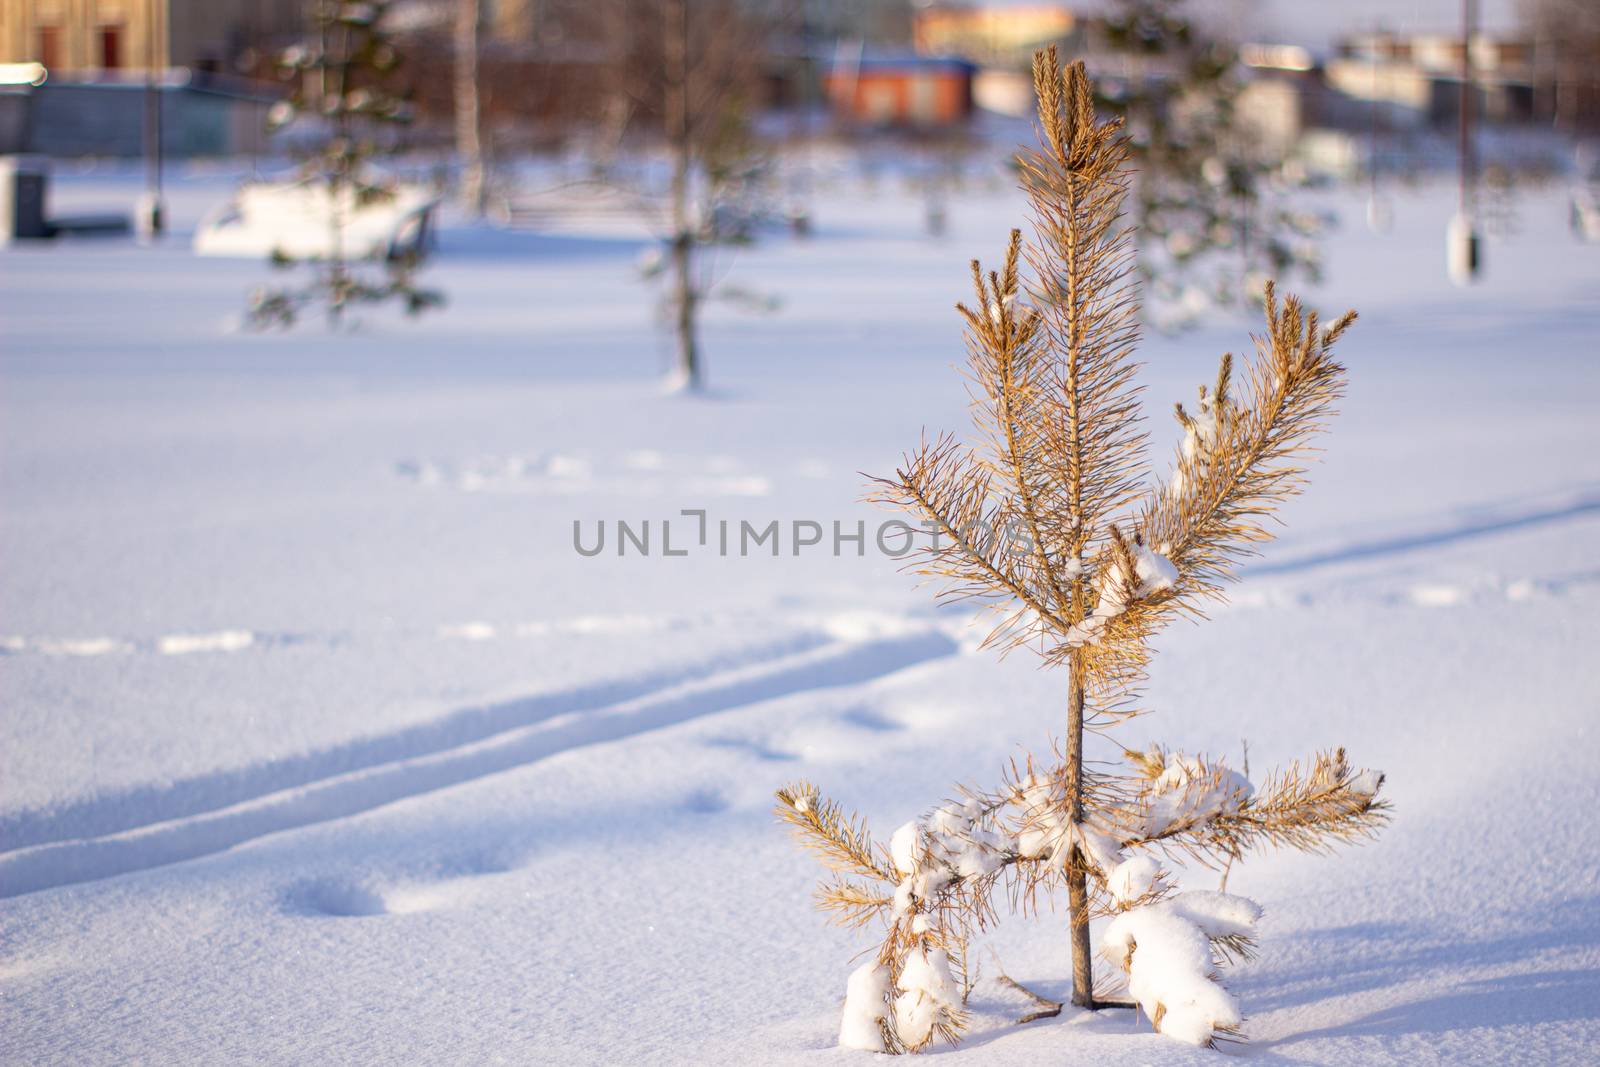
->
[604,0,773,392]
[455,0,487,214]
[1519,0,1600,135]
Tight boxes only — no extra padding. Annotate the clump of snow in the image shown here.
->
[12,636,133,657]
[1102,545,1180,611]
[1168,890,1264,943]
[1011,774,1124,874]
[887,803,1009,917]
[1061,611,1111,648]
[1106,854,1165,905]
[156,630,255,655]
[1170,386,1223,498]
[926,799,1008,879]
[1102,890,1262,1046]
[1137,754,1254,838]
[1064,544,1178,647]
[838,962,891,1052]
[893,947,958,1048]
[1347,769,1385,797]
[890,820,922,877]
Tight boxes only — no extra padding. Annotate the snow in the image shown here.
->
[1136,753,1255,837]
[894,946,959,1048]
[1102,544,1180,610]
[1103,893,1264,1046]
[1103,898,1248,1046]
[1348,769,1385,797]
[1065,543,1179,646]
[891,819,922,876]
[193,181,438,260]
[156,629,257,655]
[1106,854,1165,905]
[839,961,891,1052]
[1166,890,1264,944]
[2,159,1599,1065]
[1171,387,1222,498]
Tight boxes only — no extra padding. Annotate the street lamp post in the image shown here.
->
[1448,0,1481,284]
[138,0,166,240]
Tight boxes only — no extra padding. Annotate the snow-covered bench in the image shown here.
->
[194,180,436,261]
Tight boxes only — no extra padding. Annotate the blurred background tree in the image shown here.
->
[1517,0,1600,140]
[1093,0,1325,329]
[252,0,442,329]
[603,0,779,393]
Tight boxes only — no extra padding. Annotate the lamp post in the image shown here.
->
[138,0,166,240]
[1447,0,1480,284]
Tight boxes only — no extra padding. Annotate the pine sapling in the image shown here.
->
[776,49,1387,1054]
[250,0,442,329]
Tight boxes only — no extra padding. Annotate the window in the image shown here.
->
[37,26,61,69]
[100,26,123,69]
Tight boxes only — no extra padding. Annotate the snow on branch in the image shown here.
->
[1102,891,1263,1046]
[1152,748,1389,858]
[775,745,1385,1052]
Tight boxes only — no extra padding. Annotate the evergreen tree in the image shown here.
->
[1094,0,1324,328]
[250,0,443,329]
[778,50,1385,1053]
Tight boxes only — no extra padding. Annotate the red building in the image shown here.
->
[824,54,976,128]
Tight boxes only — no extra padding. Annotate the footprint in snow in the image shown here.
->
[283,878,390,918]
[284,845,527,919]
[703,735,799,762]
[681,787,729,815]
[838,705,903,733]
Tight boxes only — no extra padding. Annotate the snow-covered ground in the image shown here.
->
[3,160,1598,1065]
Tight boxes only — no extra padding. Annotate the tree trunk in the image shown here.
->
[455,0,486,216]
[327,15,347,331]
[668,227,699,390]
[1066,670,1096,1009]
[663,0,700,391]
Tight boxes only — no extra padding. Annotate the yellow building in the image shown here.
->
[0,0,300,76]
[912,5,1078,68]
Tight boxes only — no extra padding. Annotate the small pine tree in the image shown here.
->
[250,0,443,329]
[777,49,1386,1053]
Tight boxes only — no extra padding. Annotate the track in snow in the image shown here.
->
[0,627,958,898]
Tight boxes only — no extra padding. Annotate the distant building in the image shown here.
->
[0,2,294,157]
[824,53,975,128]
[912,5,1077,69]
[0,1,300,77]
[1326,31,1543,125]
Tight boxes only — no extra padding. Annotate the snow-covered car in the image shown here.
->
[193,180,437,261]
